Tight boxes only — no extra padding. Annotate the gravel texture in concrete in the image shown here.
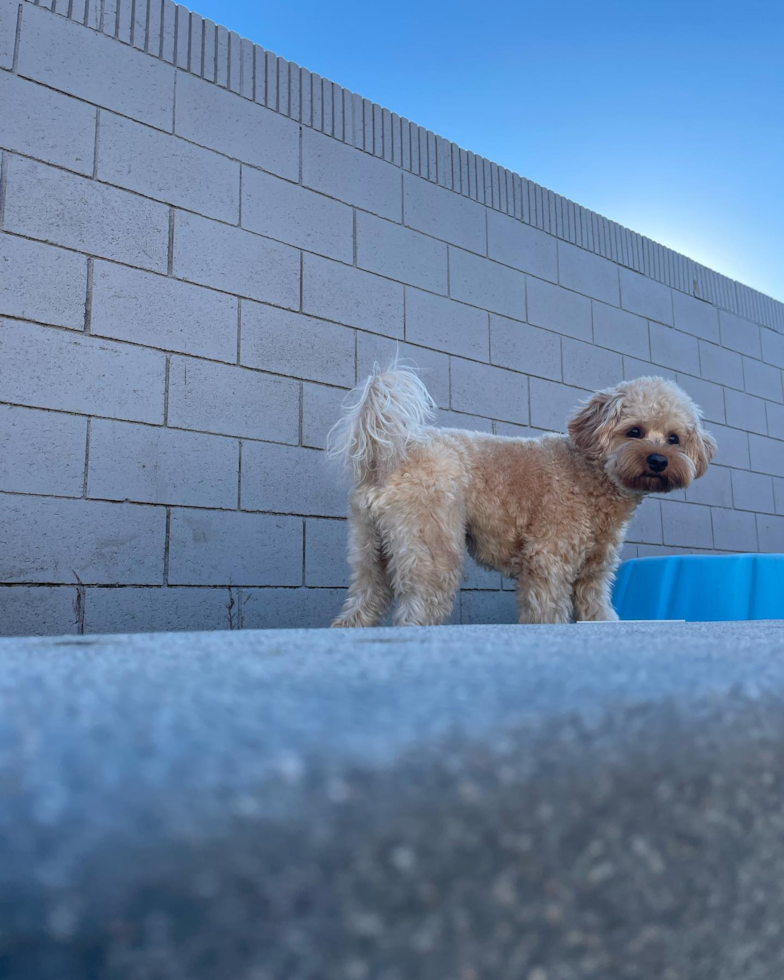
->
[1,621,784,979]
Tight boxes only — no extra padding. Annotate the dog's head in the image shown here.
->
[568,377,717,494]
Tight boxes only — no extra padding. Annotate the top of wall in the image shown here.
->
[25,0,784,336]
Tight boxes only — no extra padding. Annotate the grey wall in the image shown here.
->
[1,0,783,636]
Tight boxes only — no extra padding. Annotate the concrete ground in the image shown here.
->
[1,621,784,979]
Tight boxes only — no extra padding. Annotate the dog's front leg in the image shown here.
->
[516,552,573,624]
[572,550,620,622]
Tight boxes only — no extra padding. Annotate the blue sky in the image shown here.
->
[194,0,783,301]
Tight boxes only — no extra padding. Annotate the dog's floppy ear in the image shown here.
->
[568,388,625,462]
[684,422,717,479]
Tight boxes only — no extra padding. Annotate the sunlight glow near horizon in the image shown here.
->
[191,0,782,301]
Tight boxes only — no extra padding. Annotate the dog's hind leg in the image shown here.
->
[379,491,465,627]
[332,503,393,628]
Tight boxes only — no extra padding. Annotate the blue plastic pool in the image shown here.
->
[612,554,784,622]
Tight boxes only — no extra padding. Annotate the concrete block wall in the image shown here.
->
[1,0,783,636]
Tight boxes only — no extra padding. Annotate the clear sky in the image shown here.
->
[194,0,783,302]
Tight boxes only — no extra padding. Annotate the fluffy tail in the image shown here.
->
[327,361,436,482]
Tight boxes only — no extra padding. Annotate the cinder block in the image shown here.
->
[711,508,758,552]
[0,71,96,175]
[623,356,675,383]
[0,495,165,584]
[675,374,725,425]
[18,3,174,130]
[406,288,489,361]
[167,357,299,444]
[636,544,715,558]
[463,555,503,590]
[85,587,235,634]
[302,384,349,450]
[175,71,298,179]
[0,318,166,423]
[557,241,619,306]
[91,262,238,362]
[356,333,450,409]
[242,442,346,517]
[619,269,673,325]
[486,210,557,282]
[731,469,775,513]
[767,402,784,442]
[240,587,346,629]
[460,589,517,625]
[0,233,87,330]
[562,338,623,390]
[761,329,784,369]
[168,509,302,586]
[699,341,744,390]
[671,291,719,342]
[660,500,713,549]
[356,212,447,294]
[305,518,349,586]
[241,303,354,387]
[744,357,783,402]
[451,359,528,425]
[303,254,404,338]
[88,419,238,508]
[0,404,86,497]
[619,543,638,562]
[626,500,663,544]
[97,113,239,223]
[719,310,762,358]
[749,433,784,478]
[145,0,163,53]
[649,324,700,376]
[724,388,767,435]
[302,128,402,222]
[592,302,650,360]
[4,155,169,273]
[709,422,749,470]
[435,409,493,433]
[449,248,526,321]
[684,465,732,507]
[0,586,80,637]
[405,174,487,255]
[0,0,18,69]
[173,211,300,308]
[242,167,353,263]
[529,378,586,431]
[492,420,538,438]
[775,478,784,515]
[490,315,561,381]
[757,514,784,553]
[527,277,591,341]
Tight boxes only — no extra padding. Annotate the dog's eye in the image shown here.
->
[668,433,680,445]
[626,427,642,438]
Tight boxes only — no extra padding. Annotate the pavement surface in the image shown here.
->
[1,621,784,980]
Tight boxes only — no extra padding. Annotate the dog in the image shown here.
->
[328,365,717,627]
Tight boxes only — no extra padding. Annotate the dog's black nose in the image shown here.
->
[647,453,668,473]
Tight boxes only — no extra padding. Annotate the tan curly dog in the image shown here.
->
[329,365,716,627]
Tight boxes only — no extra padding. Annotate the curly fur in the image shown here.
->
[331,369,717,627]
[327,362,436,481]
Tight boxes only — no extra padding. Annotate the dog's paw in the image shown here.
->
[576,606,619,623]
[332,614,367,628]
